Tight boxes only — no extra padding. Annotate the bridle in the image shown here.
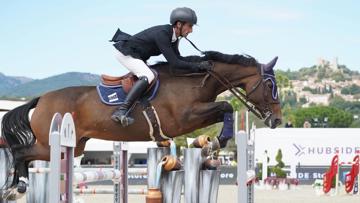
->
[206,65,279,120]
[182,36,279,120]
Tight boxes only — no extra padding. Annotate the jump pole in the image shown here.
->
[236,111,255,203]
[113,141,128,203]
[49,112,76,203]
[47,113,128,203]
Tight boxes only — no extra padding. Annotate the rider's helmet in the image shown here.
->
[170,7,197,25]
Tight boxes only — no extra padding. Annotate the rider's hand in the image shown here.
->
[197,61,213,71]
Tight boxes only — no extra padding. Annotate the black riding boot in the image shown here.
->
[111,76,149,126]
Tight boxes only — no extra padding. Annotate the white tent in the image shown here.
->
[0,100,26,111]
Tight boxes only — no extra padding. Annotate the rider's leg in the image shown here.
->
[111,76,149,126]
[112,50,155,126]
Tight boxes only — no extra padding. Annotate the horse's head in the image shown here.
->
[245,57,282,128]
[210,56,282,128]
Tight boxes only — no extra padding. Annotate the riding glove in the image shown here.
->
[203,51,221,60]
[197,61,213,71]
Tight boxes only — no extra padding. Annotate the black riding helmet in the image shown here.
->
[170,7,197,25]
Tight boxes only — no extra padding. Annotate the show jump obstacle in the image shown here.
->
[0,110,264,203]
[48,112,76,203]
[323,150,360,195]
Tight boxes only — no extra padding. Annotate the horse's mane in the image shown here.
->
[150,51,258,69]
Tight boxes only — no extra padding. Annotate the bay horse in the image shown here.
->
[0,52,281,200]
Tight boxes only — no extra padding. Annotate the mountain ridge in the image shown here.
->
[0,72,100,99]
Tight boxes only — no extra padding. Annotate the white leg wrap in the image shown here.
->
[19,176,29,184]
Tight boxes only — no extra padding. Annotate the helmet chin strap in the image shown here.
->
[179,23,184,37]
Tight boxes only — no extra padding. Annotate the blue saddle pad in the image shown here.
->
[96,79,160,105]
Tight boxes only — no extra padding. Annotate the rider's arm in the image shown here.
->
[155,30,199,71]
[180,55,207,62]
[172,41,206,63]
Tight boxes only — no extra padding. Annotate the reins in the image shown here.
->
[180,37,276,120]
[206,70,264,119]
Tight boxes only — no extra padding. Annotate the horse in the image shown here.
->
[0,52,282,200]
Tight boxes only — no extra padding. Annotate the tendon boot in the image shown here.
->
[111,76,149,126]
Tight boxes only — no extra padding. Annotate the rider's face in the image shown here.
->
[175,22,193,37]
[180,22,193,37]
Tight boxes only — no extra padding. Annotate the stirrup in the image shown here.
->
[111,108,127,122]
[111,114,134,127]
[120,116,135,127]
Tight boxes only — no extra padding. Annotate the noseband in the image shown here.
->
[206,66,279,120]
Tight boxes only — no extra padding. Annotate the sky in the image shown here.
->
[0,1,359,79]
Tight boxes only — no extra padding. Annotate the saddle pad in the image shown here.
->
[96,79,160,105]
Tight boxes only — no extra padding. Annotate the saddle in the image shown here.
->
[98,70,167,141]
[101,70,158,93]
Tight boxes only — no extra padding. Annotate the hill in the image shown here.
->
[0,72,100,99]
[277,64,360,82]
[0,73,33,95]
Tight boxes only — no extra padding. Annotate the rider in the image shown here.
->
[111,7,212,126]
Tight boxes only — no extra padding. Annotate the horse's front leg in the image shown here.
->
[189,101,234,148]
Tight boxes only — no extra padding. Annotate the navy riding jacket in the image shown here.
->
[113,24,198,70]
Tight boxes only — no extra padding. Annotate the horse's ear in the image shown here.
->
[263,56,278,72]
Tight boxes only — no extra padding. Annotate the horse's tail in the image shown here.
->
[0,97,40,190]
[1,97,40,148]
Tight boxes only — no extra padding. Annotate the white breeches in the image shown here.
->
[115,49,155,83]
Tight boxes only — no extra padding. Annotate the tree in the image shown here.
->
[275,72,290,90]
[330,96,360,115]
[280,91,297,108]
[317,67,326,80]
[271,149,286,178]
[341,84,360,95]
[291,106,353,128]
[331,72,346,82]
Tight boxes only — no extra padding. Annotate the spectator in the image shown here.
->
[285,120,293,128]
[303,120,311,128]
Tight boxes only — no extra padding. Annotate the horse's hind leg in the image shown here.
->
[14,160,30,193]
[3,143,50,200]
[2,148,30,200]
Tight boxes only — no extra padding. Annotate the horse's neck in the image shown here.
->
[157,71,217,102]
[209,62,259,95]
[156,63,259,102]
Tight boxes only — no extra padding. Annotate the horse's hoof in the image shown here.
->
[17,181,27,193]
[2,187,25,200]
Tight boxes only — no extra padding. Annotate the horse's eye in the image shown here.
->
[267,82,273,89]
